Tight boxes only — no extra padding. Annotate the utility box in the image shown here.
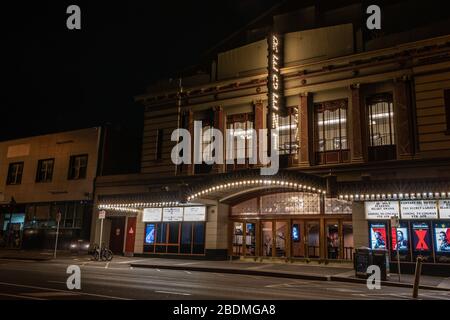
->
[354,247,389,281]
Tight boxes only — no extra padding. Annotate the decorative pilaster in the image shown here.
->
[299,92,312,167]
[394,78,414,159]
[349,84,364,163]
[213,106,225,173]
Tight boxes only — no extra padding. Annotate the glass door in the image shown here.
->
[292,220,305,258]
[261,221,273,257]
[326,221,340,259]
[275,221,288,257]
[245,222,256,256]
[343,222,354,260]
[232,222,244,256]
[306,221,320,258]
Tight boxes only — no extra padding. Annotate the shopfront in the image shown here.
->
[141,206,206,256]
[229,191,353,260]
[364,199,450,264]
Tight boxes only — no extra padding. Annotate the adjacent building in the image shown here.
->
[93,1,450,273]
[0,128,102,250]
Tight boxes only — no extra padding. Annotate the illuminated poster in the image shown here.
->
[434,223,450,253]
[370,223,387,249]
[412,222,431,251]
[391,226,409,252]
[145,224,155,244]
[292,224,300,242]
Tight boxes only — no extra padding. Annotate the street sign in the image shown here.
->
[99,210,106,220]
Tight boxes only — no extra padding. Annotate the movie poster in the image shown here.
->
[434,224,450,253]
[391,226,409,251]
[145,224,155,244]
[370,223,387,249]
[412,222,431,251]
[292,224,300,242]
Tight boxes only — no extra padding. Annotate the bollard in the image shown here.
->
[412,256,424,299]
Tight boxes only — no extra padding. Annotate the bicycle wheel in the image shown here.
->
[106,250,113,261]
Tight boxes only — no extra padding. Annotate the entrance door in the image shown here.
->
[232,222,244,255]
[109,217,125,254]
[245,222,256,256]
[261,221,273,257]
[306,221,320,258]
[326,221,340,259]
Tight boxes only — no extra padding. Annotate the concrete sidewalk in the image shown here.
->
[130,257,450,292]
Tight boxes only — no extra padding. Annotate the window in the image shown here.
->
[7,162,24,185]
[315,99,348,152]
[279,107,299,155]
[444,89,450,133]
[155,129,163,160]
[68,155,88,180]
[36,159,54,183]
[367,93,395,146]
[227,113,254,164]
[144,222,206,255]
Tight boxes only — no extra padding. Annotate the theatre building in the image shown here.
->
[93,1,450,271]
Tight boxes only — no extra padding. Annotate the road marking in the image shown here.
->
[0,281,130,300]
[117,259,146,264]
[155,290,191,296]
[176,262,200,266]
[156,269,161,272]
[185,271,192,275]
[105,262,110,269]
[0,293,46,300]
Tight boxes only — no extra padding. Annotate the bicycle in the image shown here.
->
[90,243,113,261]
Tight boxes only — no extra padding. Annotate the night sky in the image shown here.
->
[1,1,280,141]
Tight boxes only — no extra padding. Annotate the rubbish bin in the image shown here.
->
[354,247,372,278]
[372,249,389,281]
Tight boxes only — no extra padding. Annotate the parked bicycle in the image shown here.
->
[90,243,113,261]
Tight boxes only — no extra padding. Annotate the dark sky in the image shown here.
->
[1,1,280,141]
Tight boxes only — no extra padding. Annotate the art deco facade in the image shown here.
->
[93,3,450,272]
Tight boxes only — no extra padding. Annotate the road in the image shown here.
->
[0,257,449,300]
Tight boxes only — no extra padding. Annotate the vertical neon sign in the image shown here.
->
[268,33,284,151]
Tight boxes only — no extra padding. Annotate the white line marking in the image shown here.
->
[0,281,130,300]
[176,262,200,266]
[117,260,146,264]
[185,271,192,274]
[156,269,161,272]
[155,290,191,296]
[105,262,110,269]
[0,293,46,300]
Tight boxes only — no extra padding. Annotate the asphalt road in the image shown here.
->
[0,257,449,300]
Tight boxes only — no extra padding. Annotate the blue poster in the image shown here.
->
[145,224,155,244]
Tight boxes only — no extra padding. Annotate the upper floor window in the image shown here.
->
[68,155,88,180]
[367,93,395,146]
[279,107,299,155]
[444,89,450,134]
[36,159,54,183]
[7,162,24,185]
[227,113,254,161]
[315,99,348,152]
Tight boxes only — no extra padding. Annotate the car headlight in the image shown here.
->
[70,244,77,248]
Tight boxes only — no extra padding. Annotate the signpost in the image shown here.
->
[53,210,62,259]
[98,210,106,260]
[391,215,401,282]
